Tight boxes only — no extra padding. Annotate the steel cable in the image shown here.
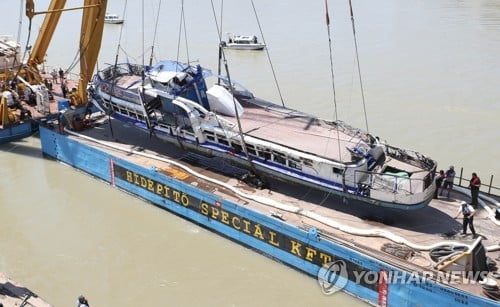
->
[250,0,286,108]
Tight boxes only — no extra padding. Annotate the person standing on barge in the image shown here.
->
[59,67,65,83]
[455,201,477,237]
[434,170,445,199]
[469,172,481,208]
[441,166,455,198]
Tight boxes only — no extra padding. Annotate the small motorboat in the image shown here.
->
[222,34,265,50]
[104,13,124,24]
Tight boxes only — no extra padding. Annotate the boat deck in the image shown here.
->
[218,97,368,163]
[62,116,500,299]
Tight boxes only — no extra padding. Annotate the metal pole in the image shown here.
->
[28,4,101,18]
[458,167,463,187]
[354,171,357,193]
[488,175,494,194]
[217,43,222,85]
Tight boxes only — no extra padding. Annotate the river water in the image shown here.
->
[1,0,499,305]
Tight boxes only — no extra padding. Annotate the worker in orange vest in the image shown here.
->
[469,173,481,208]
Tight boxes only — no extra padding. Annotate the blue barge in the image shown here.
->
[39,119,499,306]
[0,120,38,144]
[0,113,61,144]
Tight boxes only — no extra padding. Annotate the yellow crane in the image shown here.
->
[25,0,107,106]
[2,0,107,127]
[0,95,16,127]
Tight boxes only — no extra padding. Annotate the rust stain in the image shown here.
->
[160,166,190,180]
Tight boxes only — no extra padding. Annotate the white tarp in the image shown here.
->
[206,85,244,117]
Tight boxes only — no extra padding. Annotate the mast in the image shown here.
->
[209,0,259,177]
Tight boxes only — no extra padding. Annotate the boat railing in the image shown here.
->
[354,170,431,195]
[385,145,436,171]
[97,78,141,105]
[100,63,145,80]
[325,120,372,143]
[42,65,79,81]
[443,167,499,197]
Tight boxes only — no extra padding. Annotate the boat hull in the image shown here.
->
[89,59,435,210]
[224,43,265,50]
[104,20,124,24]
[109,112,433,210]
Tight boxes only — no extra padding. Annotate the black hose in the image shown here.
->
[429,245,468,263]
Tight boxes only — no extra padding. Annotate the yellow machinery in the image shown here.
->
[25,0,107,106]
[0,95,16,127]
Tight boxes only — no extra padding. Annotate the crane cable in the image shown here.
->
[348,0,369,133]
[216,0,223,84]
[106,0,130,138]
[14,7,33,82]
[113,0,128,65]
[65,5,106,77]
[219,0,224,42]
[149,0,163,66]
[324,0,343,163]
[210,0,260,177]
[250,0,286,108]
[176,0,191,71]
[182,2,190,65]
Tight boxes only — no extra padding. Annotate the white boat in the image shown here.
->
[104,13,124,24]
[222,34,265,50]
[89,60,437,210]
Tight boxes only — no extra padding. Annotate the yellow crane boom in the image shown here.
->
[77,0,107,106]
[27,0,65,76]
[25,0,107,105]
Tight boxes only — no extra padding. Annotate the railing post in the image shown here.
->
[458,167,463,187]
[488,175,494,194]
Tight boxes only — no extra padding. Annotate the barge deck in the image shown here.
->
[0,77,74,143]
[0,273,52,307]
[40,115,500,306]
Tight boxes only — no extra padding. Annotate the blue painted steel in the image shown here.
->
[58,100,71,112]
[39,125,497,307]
[0,121,37,144]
